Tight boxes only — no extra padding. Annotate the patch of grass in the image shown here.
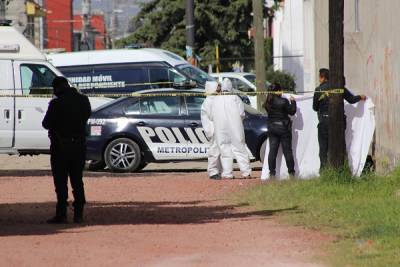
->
[241,167,400,267]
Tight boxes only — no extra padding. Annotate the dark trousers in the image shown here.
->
[268,123,295,175]
[317,116,329,169]
[50,143,86,210]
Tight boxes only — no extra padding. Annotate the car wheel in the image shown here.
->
[87,160,106,171]
[104,138,142,172]
[136,161,148,172]
[259,138,268,163]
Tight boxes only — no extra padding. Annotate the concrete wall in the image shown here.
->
[303,0,329,92]
[279,0,400,170]
[272,0,305,92]
[342,0,400,169]
[310,0,400,170]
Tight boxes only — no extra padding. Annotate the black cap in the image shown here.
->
[52,76,71,97]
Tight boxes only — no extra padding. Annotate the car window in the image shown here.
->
[185,96,205,115]
[140,96,180,116]
[124,100,140,115]
[20,64,56,95]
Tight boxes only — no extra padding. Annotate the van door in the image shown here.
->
[0,60,15,148]
[13,61,56,151]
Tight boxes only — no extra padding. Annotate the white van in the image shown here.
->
[0,26,110,155]
[48,48,216,93]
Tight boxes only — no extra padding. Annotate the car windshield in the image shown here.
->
[243,74,270,88]
[244,74,256,85]
[176,64,215,85]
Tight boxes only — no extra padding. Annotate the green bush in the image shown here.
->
[265,67,296,92]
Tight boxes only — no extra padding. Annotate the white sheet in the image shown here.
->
[260,94,375,180]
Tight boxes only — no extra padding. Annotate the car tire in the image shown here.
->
[259,138,268,163]
[136,161,148,172]
[87,160,106,171]
[104,138,142,172]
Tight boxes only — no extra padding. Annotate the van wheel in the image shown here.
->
[259,138,268,163]
[104,138,141,172]
[87,160,106,171]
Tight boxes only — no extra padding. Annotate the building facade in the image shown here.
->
[44,0,73,52]
[5,0,45,49]
[73,13,108,51]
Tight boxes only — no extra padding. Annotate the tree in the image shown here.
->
[328,0,345,168]
[116,0,254,71]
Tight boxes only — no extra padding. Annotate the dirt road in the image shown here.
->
[0,166,329,267]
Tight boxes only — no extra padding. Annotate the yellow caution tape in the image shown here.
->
[317,88,345,101]
[0,87,346,98]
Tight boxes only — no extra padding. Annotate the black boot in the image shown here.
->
[73,205,84,223]
[47,203,67,224]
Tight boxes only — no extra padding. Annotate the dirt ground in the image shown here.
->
[0,156,330,267]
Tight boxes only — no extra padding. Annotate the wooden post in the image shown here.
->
[328,0,345,167]
[252,0,266,111]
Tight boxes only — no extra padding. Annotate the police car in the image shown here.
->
[86,89,269,172]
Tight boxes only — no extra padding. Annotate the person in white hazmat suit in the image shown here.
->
[210,78,252,178]
[201,81,223,179]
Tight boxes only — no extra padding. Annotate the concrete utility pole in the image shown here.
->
[328,0,345,168]
[252,0,267,111]
[185,0,195,63]
[81,0,92,50]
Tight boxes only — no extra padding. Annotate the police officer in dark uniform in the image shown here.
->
[42,76,91,224]
[264,83,297,178]
[313,68,366,170]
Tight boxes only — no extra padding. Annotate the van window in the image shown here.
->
[149,68,169,88]
[59,64,151,94]
[20,64,56,95]
[149,68,187,88]
[176,64,215,86]
[93,66,150,93]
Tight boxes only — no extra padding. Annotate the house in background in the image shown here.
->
[43,0,73,52]
[273,0,400,170]
[73,12,108,51]
[6,0,46,48]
